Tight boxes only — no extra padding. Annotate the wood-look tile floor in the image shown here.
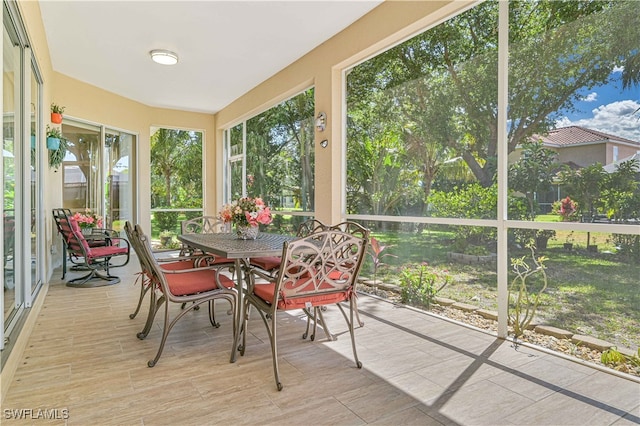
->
[3,254,639,425]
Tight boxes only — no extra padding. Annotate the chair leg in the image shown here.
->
[248,304,282,391]
[314,308,335,341]
[138,292,164,339]
[354,299,364,327]
[337,301,362,369]
[148,300,173,367]
[66,268,120,287]
[61,246,67,279]
[302,307,334,341]
[268,312,282,391]
[148,295,235,367]
[208,299,220,328]
[130,275,150,319]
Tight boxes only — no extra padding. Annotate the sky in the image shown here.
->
[555,70,640,143]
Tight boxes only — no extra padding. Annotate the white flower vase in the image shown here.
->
[236,224,259,240]
[81,227,93,236]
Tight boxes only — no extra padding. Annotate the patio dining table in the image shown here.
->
[177,231,295,362]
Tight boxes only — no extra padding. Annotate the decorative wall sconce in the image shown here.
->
[320,139,329,148]
[315,112,326,132]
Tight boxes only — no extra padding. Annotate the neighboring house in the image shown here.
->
[510,126,640,212]
[535,126,640,168]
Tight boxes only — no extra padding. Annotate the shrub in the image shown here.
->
[399,263,450,309]
[154,211,179,232]
[612,233,640,261]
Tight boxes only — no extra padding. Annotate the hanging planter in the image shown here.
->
[46,136,60,150]
[46,124,69,170]
[51,102,65,124]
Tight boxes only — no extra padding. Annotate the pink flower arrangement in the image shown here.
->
[218,197,272,227]
[73,210,103,229]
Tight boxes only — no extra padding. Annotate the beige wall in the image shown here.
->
[607,142,640,164]
[557,144,606,168]
[215,0,469,225]
[19,1,216,274]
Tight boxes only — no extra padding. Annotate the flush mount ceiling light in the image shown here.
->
[150,49,178,65]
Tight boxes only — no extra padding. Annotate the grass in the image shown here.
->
[362,227,639,352]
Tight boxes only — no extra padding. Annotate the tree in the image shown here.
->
[602,158,640,222]
[347,0,640,195]
[150,129,202,209]
[346,82,423,217]
[245,89,315,212]
[508,140,558,220]
[558,163,607,220]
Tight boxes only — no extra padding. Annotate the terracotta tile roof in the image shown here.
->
[533,126,640,147]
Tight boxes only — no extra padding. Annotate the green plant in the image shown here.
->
[612,234,640,261]
[50,103,65,114]
[154,211,180,232]
[565,231,575,245]
[464,245,489,256]
[600,347,628,366]
[159,230,177,248]
[508,246,548,338]
[47,125,69,169]
[399,262,450,309]
[368,236,397,283]
[601,346,640,374]
[46,125,62,139]
[553,196,579,222]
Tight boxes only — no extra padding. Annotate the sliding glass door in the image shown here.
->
[61,120,137,231]
[105,129,136,231]
[2,1,43,358]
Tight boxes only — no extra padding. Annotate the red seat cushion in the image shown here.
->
[86,245,128,259]
[165,269,234,296]
[160,260,195,270]
[253,281,349,310]
[251,256,281,271]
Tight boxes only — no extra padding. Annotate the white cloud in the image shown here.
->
[581,92,598,102]
[555,100,640,142]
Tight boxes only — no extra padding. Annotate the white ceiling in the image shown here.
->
[39,0,383,114]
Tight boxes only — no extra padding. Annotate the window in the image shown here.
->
[150,128,203,246]
[224,88,315,232]
[345,1,639,353]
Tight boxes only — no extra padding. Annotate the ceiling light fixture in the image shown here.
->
[150,49,178,65]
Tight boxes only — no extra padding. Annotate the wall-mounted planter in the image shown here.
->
[47,136,60,150]
[51,112,63,124]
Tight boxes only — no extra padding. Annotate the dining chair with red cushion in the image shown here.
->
[244,227,369,391]
[179,216,233,263]
[124,221,202,336]
[249,218,327,275]
[130,224,237,367]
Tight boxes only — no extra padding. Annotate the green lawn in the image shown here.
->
[363,228,639,351]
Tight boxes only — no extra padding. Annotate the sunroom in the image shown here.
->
[1,1,639,423]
